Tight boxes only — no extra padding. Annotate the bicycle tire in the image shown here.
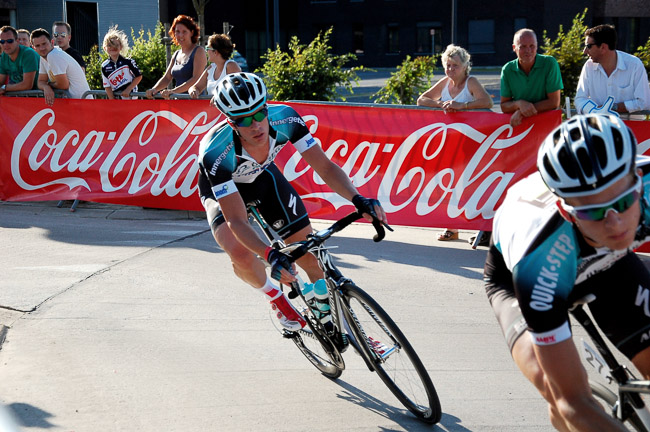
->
[340,282,442,424]
[590,381,649,431]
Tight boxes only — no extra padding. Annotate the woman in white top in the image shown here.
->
[189,33,241,99]
[417,44,493,241]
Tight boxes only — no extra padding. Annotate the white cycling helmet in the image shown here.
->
[212,72,267,117]
[537,114,637,198]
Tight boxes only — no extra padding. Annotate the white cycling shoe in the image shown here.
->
[270,293,306,331]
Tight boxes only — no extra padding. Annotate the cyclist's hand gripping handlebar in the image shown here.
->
[351,194,393,242]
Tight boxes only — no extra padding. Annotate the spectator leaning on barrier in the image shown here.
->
[0,25,40,95]
[101,26,142,100]
[52,21,85,71]
[417,44,493,244]
[500,28,563,127]
[188,33,241,99]
[575,24,650,117]
[146,14,206,100]
[17,29,31,47]
[31,28,91,105]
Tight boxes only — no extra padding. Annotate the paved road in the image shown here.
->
[0,200,558,431]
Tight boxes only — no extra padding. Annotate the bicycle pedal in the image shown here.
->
[282,330,299,339]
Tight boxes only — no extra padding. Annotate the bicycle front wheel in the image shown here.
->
[341,283,441,424]
[590,381,648,431]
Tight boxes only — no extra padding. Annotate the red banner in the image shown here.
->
[1,97,623,230]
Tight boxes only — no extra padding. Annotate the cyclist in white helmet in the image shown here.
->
[198,72,387,332]
[484,114,650,431]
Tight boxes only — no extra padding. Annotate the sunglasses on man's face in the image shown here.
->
[584,43,598,50]
[231,107,268,127]
[562,175,642,221]
[53,32,68,38]
[0,39,14,44]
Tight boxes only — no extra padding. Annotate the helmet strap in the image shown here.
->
[555,200,575,223]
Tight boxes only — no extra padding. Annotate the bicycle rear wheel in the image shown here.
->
[340,283,441,424]
[590,381,648,431]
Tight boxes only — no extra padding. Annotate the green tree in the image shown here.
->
[540,8,588,101]
[83,23,175,92]
[373,55,438,105]
[257,27,363,101]
[634,37,650,78]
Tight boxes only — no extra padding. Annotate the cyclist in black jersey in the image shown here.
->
[197,72,387,331]
[484,114,650,431]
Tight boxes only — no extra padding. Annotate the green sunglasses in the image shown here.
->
[231,107,268,127]
[561,175,642,221]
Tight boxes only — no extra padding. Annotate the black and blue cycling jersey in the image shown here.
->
[197,104,317,239]
[485,156,650,357]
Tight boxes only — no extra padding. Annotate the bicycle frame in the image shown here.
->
[571,296,650,428]
[247,202,383,369]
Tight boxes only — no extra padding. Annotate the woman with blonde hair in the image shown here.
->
[189,33,241,99]
[101,26,142,99]
[417,44,493,241]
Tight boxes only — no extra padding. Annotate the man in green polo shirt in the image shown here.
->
[500,28,563,126]
[0,25,40,95]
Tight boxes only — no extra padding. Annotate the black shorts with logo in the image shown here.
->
[485,244,650,359]
[198,162,311,240]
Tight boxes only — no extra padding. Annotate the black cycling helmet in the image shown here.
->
[537,114,637,198]
[212,72,267,118]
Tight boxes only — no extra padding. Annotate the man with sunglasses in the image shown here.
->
[0,25,40,95]
[52,21,85,71]
[484,114,650,431]
[575,24,650,118]
[198,72,387,332]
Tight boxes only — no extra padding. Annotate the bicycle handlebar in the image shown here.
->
[283,211,392,263]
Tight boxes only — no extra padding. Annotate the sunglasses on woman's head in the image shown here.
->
[231,107,268,127]
[561,175,642,221]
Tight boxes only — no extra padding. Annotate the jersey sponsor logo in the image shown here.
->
[272,219,285,230]
[209,142,234,176]
[288,194,298,216]
[635,285,650,317]
[270,115,306,127]
[535,334,556,344]
[641,329,650,343]
[212,183,229,198]
[304,137,315,148]
[530,233,574,311]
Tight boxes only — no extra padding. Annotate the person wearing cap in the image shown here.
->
[197,72,388,333]
[484,114,650,431]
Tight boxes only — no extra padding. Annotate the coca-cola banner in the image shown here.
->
[0,97,598,230]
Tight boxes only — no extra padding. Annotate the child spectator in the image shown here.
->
[101,26,142,99]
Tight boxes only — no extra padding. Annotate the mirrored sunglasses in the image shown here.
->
[562,175,642,221]
[0,39,14,44]
[53,32,68,38]
[231,107,268,127]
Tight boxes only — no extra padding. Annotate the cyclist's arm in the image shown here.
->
[218,192,270,258]
[300,144,387,224]
[534,339,627,431]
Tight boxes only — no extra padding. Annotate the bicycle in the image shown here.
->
[248,202,442,424]
[571,294,650,430]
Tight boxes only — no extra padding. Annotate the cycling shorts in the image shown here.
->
[198,162,311,240]
[486,245,650,359]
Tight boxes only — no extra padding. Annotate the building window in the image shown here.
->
[514,18,527,32]
[387,24,399,53]
[416,23,442,55]
[353,24,364,54]
[468,19,495,54]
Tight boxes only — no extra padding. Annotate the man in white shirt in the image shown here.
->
[574,24,650,117]
[30,28,91,105]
